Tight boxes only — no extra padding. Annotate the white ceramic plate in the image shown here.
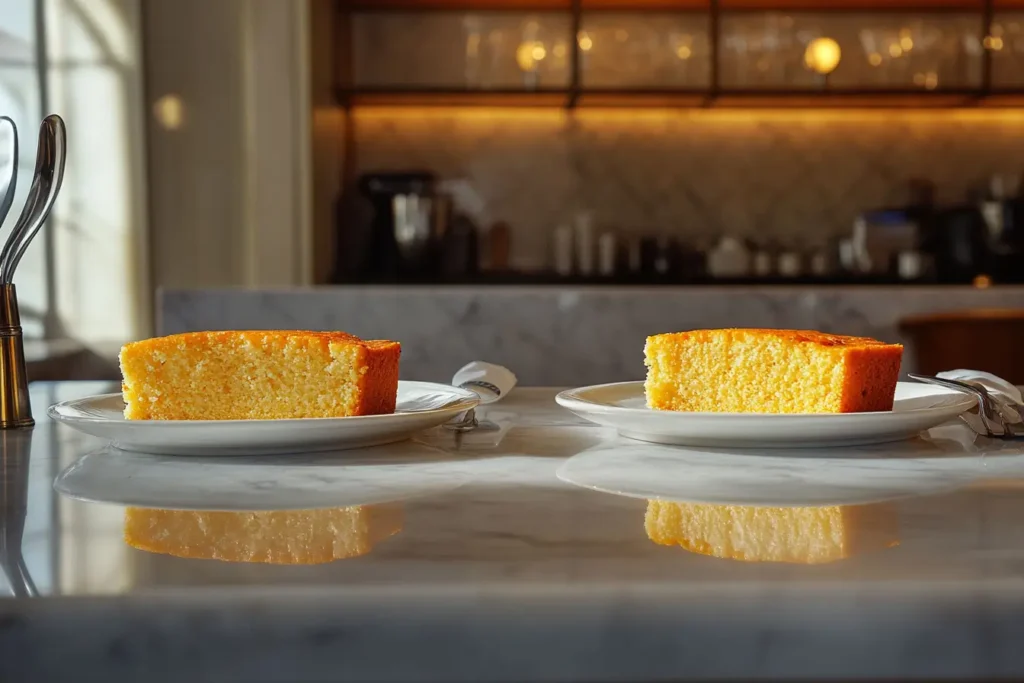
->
[47,380,480,456]
[555,381,976,448]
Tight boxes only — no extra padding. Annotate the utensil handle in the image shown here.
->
[0,115,66,284]
[0,117,18,232]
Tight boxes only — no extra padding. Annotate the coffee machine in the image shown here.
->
[354,171,440,281]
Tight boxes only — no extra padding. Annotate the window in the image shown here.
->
[0,0,47,338]
[0,0,148,345]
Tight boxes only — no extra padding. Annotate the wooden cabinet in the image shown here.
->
[900,310,1024,383]
[333,0,1024,106]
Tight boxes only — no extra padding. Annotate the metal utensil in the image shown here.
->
[0,114,66,284]
[0,115,67,429]
[908,373,1023,438]
[0,117,17,231]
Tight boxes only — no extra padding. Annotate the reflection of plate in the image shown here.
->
[46,381,479,455]
[556,381,975,448]
[557,425,1024,507]
[54,441,472,511]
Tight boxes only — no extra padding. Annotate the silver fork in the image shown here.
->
[909,373,1024,438]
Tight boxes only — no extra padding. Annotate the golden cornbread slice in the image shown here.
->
[124,505,403,564]
[120,330,400,420]
[644,328,903,414]
[645,500,899,565]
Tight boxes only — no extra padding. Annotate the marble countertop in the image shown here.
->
[7,383,1024,681]
[160,286,1024,386]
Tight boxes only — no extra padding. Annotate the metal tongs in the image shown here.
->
[909,373,1024,438]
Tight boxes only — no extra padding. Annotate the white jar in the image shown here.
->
[707,237,750,278]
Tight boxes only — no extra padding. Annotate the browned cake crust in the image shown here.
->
[120,330,401,420]
[645,328,903,414]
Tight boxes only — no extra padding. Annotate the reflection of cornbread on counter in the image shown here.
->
[644,329,903,414]
[645,501,899,564]
[124,505,403,564]
[120,331,400,420]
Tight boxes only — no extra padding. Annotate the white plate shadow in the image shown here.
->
[557,424,1024,507]
[54,440,481,511]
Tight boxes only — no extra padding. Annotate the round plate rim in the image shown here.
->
[46,379,480,427]
[554,380,975,421]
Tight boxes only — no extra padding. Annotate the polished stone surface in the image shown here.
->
[7,383,1024,681]
[161,285,1024,386]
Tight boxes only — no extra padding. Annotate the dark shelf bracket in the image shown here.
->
[568,0,581,108]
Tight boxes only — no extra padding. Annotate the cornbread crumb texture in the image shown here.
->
[644,328,903,414]
[119,330,400,420]
[123,505,404,564]
[645,500,899,565]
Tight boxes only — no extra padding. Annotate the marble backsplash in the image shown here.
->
[160,286,1024,386]
[350,109,1024,270]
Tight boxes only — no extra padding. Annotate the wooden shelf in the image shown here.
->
[336,87,572,106]
[340,0,1024,10]
[575,89,709,106]
[342,0,1006,9]
[711,88,984,107]
[333,86,1024,108]
[580,0,709,8]
[340,0,572,10]
[719,0,984,9]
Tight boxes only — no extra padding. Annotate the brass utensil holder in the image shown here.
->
[0,285,32,428]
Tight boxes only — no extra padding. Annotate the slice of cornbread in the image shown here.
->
[644,328,902,414]
[120,331,400,420]
[645,500,899,564]
[124,505,403,564]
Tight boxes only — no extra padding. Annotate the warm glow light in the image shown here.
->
[868,52,883,66]
[974,274,992,288]
[889,43,903,58]
[577,31,593,51]
[804,37,841,75]
[615,29,628,42]
[676,45,692,60]
[153,94,184,130]
[984,35,1005,51]
[516,42,544,71]
[899,27,914,51]
[553,43,567,59]
[925,72,938,90]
